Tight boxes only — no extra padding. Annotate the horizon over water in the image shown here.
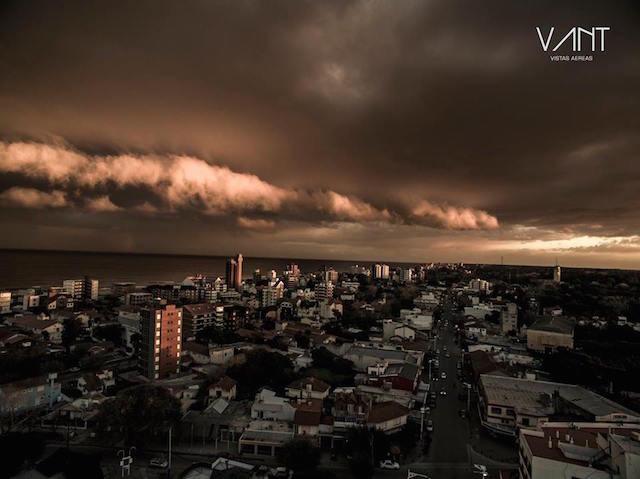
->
[0,248,412,289]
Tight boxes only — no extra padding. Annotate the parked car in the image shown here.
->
[441,372,447,379]
[440,389,447,396]
[379,460,400,470]
[149,457,168,469]
[426,419,434,432]
[459,409,467,418]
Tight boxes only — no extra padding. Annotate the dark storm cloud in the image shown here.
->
[1,0,639,266]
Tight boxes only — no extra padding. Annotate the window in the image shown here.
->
[490,407,502,415]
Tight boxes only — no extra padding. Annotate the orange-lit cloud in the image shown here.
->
[412,200,499,230]
[0,186,67,209]
[0,141,498,231]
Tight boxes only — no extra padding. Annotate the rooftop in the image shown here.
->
[481,374,640,419]
[528,316,575,335]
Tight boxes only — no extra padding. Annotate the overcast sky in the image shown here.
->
[1,1,639,268]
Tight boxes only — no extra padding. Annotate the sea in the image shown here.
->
[0,249,399,290]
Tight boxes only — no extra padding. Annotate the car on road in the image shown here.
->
[445,352,451,358]
[458,409,467,418]
[441,372,447,379]
[426,419,434,432]
[149,457,168,469]
[379,459,400,470]
[440,389,447,396]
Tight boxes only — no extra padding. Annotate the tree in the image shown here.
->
[294,332,310,349]
[62,318,83,352]
[0,432,45,476]
[226,350,296,398]
[95,385,181,446]
[196,327,240,345]
[344,427,390,478]
[93,324,124,346]
[277,439,320,474]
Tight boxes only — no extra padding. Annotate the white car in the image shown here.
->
[149,458,168,469]
[441,372,447,379]
[379,459,400,470]
[426,419,434,432]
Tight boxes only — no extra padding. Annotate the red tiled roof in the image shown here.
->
[367,401,409,424]
[294,408,322,426]
[287,377,330,393]
[213,376,237,392]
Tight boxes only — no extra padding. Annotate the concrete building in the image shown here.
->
[261,281,284,308]
[400,268,413,283]
[322,266,339,284]
[519,422,640,479]
[139,303,182,380]
[0,291,11,314]
[501,302,518,333]
[469,278,491,292]
[0,374,62,413]
[527,316,575,353]
[553,265,562,283]
[112,282,136,296]
[285,377,330,400]
[314,281,334,303]
[117,306,141,351]
[479,374,640,438]
[226,253,243,290]
[373,264,390,280]
[125,292,152,306]
[182,303,224,340]
[63,276,99,301]
[251,388,296,422]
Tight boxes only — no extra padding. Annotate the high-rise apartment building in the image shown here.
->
[225,253,243,290]
[0,292,11,314]
[322,266,339,284]
[372,264,390,280]
[553,265,561,283]
[139,303,182,380]
[182,303,224,340]
[501,302,518,333]
[314,281,335,303]
[62,276,99,301]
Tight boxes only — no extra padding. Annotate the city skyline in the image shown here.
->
[1,1,640,269]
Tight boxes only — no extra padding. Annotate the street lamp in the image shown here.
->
[117,447,136,478]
